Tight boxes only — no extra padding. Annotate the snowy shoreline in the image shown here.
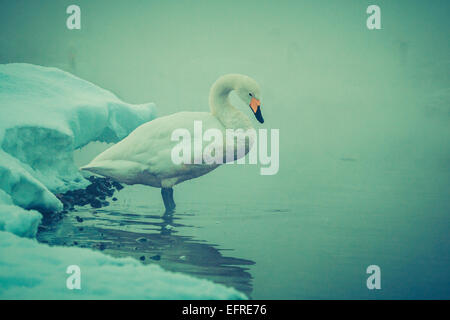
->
[0,64,246,299]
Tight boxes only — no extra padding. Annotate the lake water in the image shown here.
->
[37,147,450,299]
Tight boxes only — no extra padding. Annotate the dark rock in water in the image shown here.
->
[90,199,102,208]
[55,176,123,211]
[112,181,123,191]
[150,255,161,261]
[139,256,146,261]
[95,243,106,251]
[75,216,83,223]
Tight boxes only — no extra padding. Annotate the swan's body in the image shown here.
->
[81,74,264,211]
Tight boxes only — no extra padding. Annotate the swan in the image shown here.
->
[80,74,264,212]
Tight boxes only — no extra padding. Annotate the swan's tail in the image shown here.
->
[80,160,145,184]
[79,163,105,176]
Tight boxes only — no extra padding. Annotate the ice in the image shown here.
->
[0,190,42,238]
[0,231,247,299]
[0,150,62,213]
[0,63,157,213]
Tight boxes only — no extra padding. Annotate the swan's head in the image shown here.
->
[211,74,264,124]
[235,75,264,124]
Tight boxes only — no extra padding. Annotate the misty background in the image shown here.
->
[1,0,449,298]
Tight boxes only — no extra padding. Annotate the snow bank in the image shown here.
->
[0,231,246,300]
[0,190,41,238]
[0,63,156,213]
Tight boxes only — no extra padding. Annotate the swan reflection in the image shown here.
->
[37,203,255,297]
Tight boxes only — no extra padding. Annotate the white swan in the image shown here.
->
[81,74,264,211]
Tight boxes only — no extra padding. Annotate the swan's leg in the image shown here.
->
[168,188,176,209]
[161,188,171,211]
[161,187,176,213]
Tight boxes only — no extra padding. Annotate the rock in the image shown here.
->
[90,199,102,208]
[101,201,110,207]
[55,176,124,211]
[112,181,123,191]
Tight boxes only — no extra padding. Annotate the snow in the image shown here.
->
[0,190,42,238]
[0,62,155,280]
[0,63,156,213]
[0,150,62,213]
[0,231,247,299]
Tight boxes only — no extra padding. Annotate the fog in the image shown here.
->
[1,0,449,298]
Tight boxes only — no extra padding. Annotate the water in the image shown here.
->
[3,0,450,299]
[37,152,450,299]
[37,200,255,297]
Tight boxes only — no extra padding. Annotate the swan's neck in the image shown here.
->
[209,76,252,130]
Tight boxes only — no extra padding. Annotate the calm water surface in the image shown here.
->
[37,159,450,299]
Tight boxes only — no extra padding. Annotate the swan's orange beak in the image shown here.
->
[249,97,264,123]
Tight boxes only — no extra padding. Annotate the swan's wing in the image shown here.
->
[87,111,224,182]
